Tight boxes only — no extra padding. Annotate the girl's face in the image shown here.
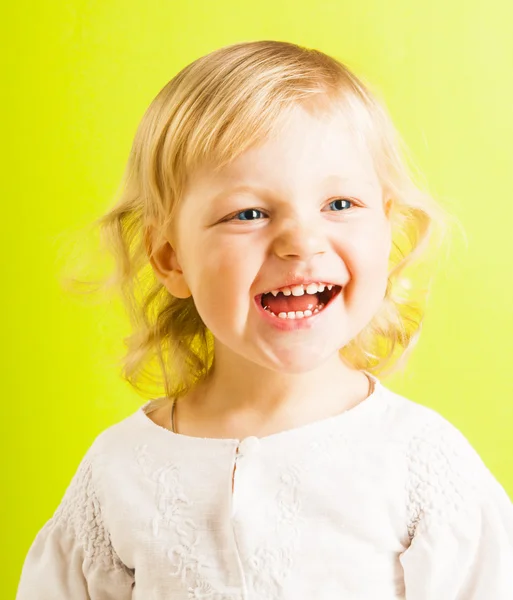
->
[167,106,392,373]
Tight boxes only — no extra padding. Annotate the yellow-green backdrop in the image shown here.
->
[3,0,513,595]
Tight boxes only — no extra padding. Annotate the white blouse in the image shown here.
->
[16,377,513,599]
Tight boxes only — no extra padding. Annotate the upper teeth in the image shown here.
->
[267,282,334,297]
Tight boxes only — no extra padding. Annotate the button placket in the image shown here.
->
[231,436,261,517]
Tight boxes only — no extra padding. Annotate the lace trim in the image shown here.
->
[406,416,484,540]
[52,454,131,573]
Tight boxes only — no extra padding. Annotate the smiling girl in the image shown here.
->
[17,40,513,599]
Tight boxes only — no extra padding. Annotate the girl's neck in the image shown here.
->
[169,366,372,440]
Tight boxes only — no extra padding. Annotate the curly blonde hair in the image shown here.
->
[59,40,455,400]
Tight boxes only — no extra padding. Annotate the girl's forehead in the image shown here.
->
[189,109,378,188]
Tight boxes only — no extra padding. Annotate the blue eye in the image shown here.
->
[327,198,353,211]
[231,209,266,221]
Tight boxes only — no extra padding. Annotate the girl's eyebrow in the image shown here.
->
[210,184,274,202]
[210,175,378,202]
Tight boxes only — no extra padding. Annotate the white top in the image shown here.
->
[16,377,513,599]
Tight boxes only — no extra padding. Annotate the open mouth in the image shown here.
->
[258,285,342,319]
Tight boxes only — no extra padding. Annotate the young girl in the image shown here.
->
[17,40,513,599]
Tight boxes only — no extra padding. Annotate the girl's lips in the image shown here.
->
[253,286,343,331]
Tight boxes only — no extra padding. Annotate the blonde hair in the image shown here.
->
[60,40,455,400]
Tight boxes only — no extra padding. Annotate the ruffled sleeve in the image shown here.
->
[400,416,513,599]
[16,450,135,599]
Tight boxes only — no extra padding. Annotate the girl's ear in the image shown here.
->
[144,224,192,299]
[384,197,393,218]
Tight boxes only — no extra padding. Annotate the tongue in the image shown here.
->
[262,293,322,314]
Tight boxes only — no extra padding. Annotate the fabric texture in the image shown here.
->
[16,377,513,599]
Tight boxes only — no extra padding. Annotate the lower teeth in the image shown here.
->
[263,304,325,319]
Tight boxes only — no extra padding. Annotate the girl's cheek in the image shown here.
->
[339,228,390,270]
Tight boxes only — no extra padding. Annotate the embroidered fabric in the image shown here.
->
[405,416,485,540]
[134,443,235,599]
[243,464,303,597]
[52,454,130,573]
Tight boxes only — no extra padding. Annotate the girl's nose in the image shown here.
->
[271,218,329,261]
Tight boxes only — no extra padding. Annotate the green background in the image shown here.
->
[3,0,512,595]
